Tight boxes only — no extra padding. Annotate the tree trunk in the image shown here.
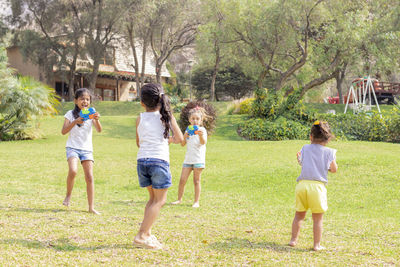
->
[300,69,339,97]
[89,51,102,93]
[139,38,149,95]
[336,64,347,104]
[127,25,141,98]
[210,43,220,102]
[155,62,162,84]
[68,45,79,101]
[210,36,221,102]
[257,69,268,89]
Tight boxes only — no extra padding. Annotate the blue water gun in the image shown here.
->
[79,107,96,121]
[186,125,199,136]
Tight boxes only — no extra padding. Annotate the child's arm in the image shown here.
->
[92,112,102,133]
[136,116,140,148]
[61,117,83,135]
[329,160,338,173]
[198,129,206,145]
[296,151,302,165]
[169,115,184,144]
[180,131,188,146]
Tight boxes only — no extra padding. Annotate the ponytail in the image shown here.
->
[159,94,172,138]
[311,120,333,142]
[140,83,172,139]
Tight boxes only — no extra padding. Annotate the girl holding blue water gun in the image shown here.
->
[61,88,102,214]
[172,105,213,208]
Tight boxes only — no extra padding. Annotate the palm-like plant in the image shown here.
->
[0,47,60,140]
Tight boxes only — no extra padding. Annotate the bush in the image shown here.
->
[318,110,400,142]
[238,117,309,141]
[239,98,254,114]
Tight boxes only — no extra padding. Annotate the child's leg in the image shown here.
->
[312,213,324,251]
[289,211,306,246]
[63,157,79,206]
[81,160,99,214]
[171,167,192,204]
[192,168,203,207]
[135,186,168,243]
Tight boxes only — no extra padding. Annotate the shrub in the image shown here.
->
[317,111,400,142]
[0,73,59,141]
[238,117,309,141]
[239,98,254,114]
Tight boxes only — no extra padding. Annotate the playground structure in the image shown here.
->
[328,77,400,106]
[344,76,381,114]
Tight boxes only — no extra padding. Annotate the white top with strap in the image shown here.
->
[184,126,207,164]
[64,110,93,151]
[137,111,169,162]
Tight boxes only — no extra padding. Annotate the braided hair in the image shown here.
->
[140,83,172,138]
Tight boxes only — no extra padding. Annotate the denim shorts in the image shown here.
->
[66,147,94,162]
[137,158,172,189]
[183,163,205,169]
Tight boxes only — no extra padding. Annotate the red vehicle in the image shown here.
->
[328,78,400,105]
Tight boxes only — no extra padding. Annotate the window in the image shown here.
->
[103,89,115,101]
[103,47,115,66]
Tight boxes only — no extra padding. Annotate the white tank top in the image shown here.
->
[137,111,169,162]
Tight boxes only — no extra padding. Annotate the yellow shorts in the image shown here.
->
[295,180,327,213]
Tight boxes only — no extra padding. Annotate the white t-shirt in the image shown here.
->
[184,126,207,164]
[64,110,93,151]
[137,111,170,162]
[297,144,336,183]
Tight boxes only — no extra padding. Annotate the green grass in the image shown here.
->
[0,109,399,265]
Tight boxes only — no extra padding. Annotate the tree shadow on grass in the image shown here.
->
[209,238,310,252]
[0,238,134,251]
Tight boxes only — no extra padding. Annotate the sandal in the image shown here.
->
[133,237,162,250]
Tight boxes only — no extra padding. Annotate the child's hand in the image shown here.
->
[75,117,84,125]
[168,136,173,144]
[296,151,301,165]
[183,131,189,139]
[197,129,204,137]
[93,112,100,120]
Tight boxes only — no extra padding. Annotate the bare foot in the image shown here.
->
[89,209,100,215]
[288,240,297,247]
[192,202,199,208]
[62,196,70,207]
[171,200,182,205]
[313,245,325,251]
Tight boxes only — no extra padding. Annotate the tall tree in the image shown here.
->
[70,0,133,92]
[124,0,153,96]
[197,0,240,101]
[149,0,200,83]
[10,0,85,100]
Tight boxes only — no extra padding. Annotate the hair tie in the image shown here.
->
[313,120,320,125]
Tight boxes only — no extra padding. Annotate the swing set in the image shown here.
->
[344,76,382,115]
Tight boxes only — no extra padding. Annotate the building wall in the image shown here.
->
[119,81,137,101]
[7,47,41,82]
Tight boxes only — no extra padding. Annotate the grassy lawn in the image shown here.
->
[0,105,399,265]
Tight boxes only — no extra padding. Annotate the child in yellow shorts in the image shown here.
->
[288,121,338,251]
